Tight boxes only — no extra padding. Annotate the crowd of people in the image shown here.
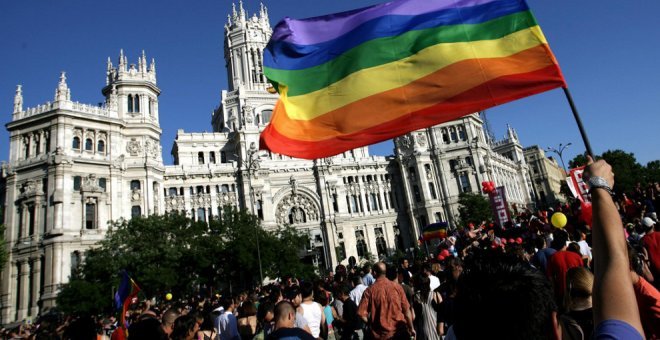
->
[2,158,659,339]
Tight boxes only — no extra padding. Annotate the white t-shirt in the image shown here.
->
[349,284,367,307]
[300,301,323,338]
[429,274,441,291]
[578,240,592,259]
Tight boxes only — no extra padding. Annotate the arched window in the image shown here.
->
[72,136,81,149]
[197,208,206,222]
[134,94,140,112]
[256,200,263,220]
[356,231,368,258]
[441,128,450,144]
[458,126,467,141]
[209,151,216,164]
[73,176,82,190]
[376,231,387,257]
[130,180,141,190]
[127,94,134,112]
[429,182,437,199]
[85,138,93,151]
[98,178,107,191]
[97,140,105,153]
[198,152,205,165]
[261,109,273,123]
[131,205,142,217]
[450,127,458,142]
[85,203,97,229]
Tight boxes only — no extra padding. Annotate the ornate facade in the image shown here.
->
[523,145,566,207]
[0,2,534,323]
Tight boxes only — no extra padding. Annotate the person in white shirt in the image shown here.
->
[349,275,368,307]
[298,281,326,338]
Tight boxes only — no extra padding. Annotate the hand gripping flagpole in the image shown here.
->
[562,87,594,158]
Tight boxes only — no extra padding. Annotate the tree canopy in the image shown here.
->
[457,192,492,227]
[57,207,314,315]
[568,149,656,194]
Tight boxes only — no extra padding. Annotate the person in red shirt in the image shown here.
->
[547,229,584,303]
[357,262,415,339]
[641,217,660,284]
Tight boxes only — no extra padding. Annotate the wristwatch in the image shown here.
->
[587,176,614,196]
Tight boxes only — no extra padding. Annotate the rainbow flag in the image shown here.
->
[422,222,448,241]
[261,0,566,159]
[114,271,140,330]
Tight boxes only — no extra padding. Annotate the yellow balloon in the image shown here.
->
[165,293,173,301]
[551,212,567,228]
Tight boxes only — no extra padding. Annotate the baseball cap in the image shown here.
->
[642,217,656,228]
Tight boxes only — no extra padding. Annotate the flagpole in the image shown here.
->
[562,87,594,157]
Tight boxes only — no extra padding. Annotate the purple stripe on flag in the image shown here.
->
[270,0,500,45]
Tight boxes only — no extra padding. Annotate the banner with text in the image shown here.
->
[489,186,511,227]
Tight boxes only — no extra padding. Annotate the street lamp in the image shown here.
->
[546,142,572,172]
[243,143,264,284]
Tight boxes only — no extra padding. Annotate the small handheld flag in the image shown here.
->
[422,222,448,241]
[114,271,141,332]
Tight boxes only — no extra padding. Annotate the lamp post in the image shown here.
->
[546,142,572,173]
[243,143,264,284]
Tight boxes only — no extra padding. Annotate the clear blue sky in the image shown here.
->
[1,0,658,166]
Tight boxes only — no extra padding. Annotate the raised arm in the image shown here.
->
[586,157,644,335]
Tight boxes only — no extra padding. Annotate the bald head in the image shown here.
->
[373,262,387,277]
[273,301,296,328]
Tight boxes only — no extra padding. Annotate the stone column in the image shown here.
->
[30,258,42,317]
[40,245,55,307]
[17,261,29,320]
[386,222,397,254]
[19,204,28,240]
[378,187,388,213]
[364,225,378,260]
[0,262,16,323]
[342,225,358,262]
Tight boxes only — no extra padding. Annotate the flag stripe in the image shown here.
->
[270,0,501,45]
[260,65,564,159]
[273,27,550,122]
[265,1,529,72]
[266,11,537,97]
[271,44,560,141]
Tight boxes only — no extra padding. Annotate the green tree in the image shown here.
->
[568,153,590,169]
[645,160,660,184]
[457,192,492,227]
[56,207,315,313]
[600,150,644,194]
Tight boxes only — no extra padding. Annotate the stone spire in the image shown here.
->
[232,2,238,21]
[139,50,148,73]
[118,49,127,72]
[106,57,114,85]
[54,71,71,102]
[150,57,156,74]
[13,85,23,114]
[239,0,246,21]
[506,124,518,141]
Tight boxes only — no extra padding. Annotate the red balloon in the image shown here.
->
[516,237,523,244]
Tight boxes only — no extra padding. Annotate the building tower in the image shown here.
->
[104,49,165,217]
[0,51,165,322]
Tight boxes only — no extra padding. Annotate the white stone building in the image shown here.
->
[523,145,566,207]
[0,2,534,323]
